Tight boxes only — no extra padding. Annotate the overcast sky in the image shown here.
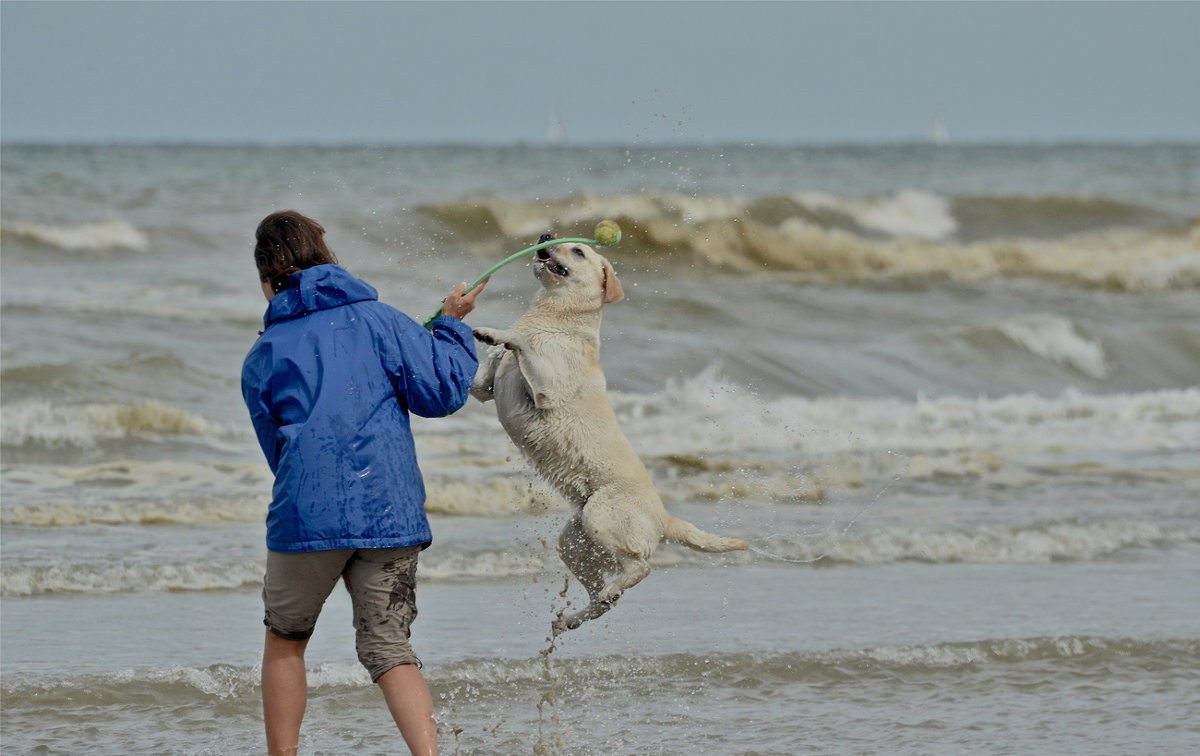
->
[3,1,1198,145]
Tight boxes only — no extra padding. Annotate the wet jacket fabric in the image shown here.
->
[241,264,477,553]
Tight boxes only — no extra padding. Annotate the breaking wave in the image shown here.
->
[421,191,1199,291]
[4,636,1195,703]
[0,491,268,527]
[0,400,233,448]
[751,519,1197,566]
[1,559,266,597]
[430,636,1200,687]
[4,518,1192,597]
[965,314,1109,379]
[0,217,148,252]
[612,375,1200,472]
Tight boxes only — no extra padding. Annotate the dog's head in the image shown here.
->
[533,235,624,308]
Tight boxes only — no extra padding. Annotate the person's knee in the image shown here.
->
[264,627,311,655]
[354,602,421,680]
[346,546,424,681]
[262,549,353,643]
[358,637,422,682]
[265,613,318,642]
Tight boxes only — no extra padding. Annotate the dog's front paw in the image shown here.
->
[472,327,513,349]
[472,327,498,345]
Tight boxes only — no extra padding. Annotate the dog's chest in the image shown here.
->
[491,352,537,421]
[490,346,606,480]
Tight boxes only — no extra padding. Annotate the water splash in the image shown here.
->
[533,576,572,755]
[749,451,909,565]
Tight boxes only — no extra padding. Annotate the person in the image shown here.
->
[241,210,485,756]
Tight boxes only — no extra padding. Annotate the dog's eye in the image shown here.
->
[572,247,585,257]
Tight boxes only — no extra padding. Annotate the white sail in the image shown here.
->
[547,108,567,145]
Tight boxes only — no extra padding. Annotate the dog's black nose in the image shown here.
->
[538,233,556,245]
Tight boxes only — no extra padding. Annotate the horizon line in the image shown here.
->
[5,136,1199,150]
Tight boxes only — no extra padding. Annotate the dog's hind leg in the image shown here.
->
[554,492,659,631]
[553,513,621,632]
[554,549,652,632]
[557,512,613,600]
[596,552,651,607]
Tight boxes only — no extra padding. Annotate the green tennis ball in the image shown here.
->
[593,219,622,247]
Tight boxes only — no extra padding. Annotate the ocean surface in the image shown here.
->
[2,142,1198,755]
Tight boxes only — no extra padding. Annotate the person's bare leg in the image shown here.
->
[262,631,309,756]
[377,663,438,756]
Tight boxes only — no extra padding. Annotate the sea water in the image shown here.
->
[2,142,1198,755]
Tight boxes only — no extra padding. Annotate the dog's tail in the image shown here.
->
[663,516,749,553]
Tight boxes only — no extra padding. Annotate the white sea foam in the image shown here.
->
[419,550,548,581]
[614,368,1200,466]
[798,190,959,240]
[11,517,1178,597]
[690,215,1200,291]
[137,661,374,694]
[835,635,1189,669]
[1,492,269,527]
[1,280,264,324]
[0,400,233,447]
[597,371,1200,514]
[754,519,1194,566]
[139,664,266,698]
[427,369,1200,512]
[0,559,266,597]
[993,314,1109,378]
[0,217,149,251]
[423,476,564,516]
[0,549,545,596]
[1122,249,1200,291]
[424,189,1200,289]
[3,466,551,527]
[5,636,1192,705]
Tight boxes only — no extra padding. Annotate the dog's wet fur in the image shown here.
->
[471,237,748,632]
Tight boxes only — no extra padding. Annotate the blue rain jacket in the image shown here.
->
[241,264,477,553]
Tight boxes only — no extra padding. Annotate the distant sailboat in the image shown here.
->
[547,109,568,145]
[930,114,950,146]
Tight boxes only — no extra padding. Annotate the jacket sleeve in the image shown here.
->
[241,347,282,472]
[381,311,479,418]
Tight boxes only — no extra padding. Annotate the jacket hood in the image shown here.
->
[264,264,378,326]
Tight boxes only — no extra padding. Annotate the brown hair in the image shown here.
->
[254,210,339,293]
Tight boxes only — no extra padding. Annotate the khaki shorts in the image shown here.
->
[262,545,424,681]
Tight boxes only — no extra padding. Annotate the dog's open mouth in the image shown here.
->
[536,249,569,277]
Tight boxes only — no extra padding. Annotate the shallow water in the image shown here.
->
[2,142,1198,754]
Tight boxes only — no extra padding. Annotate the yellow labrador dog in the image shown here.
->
[471,236,748,632]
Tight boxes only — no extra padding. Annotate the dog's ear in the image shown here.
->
[602,259,624,304]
